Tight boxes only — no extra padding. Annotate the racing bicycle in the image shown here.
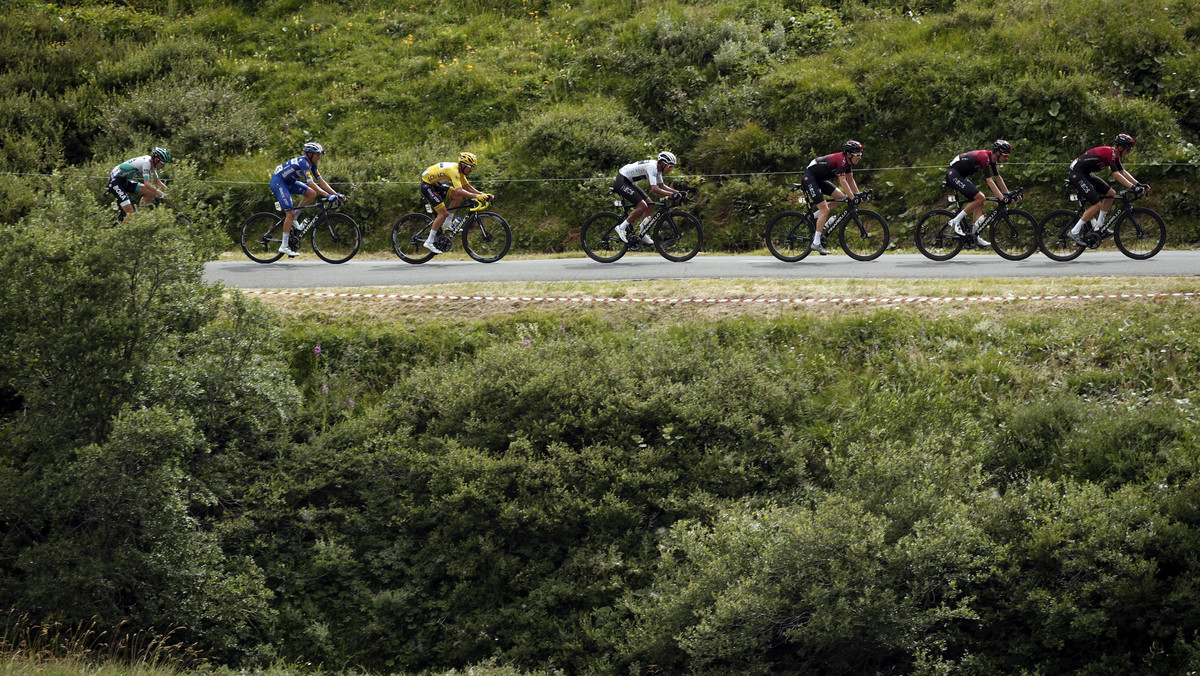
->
[913,187,1037,261]
[240,199,362,264]
[580,192,702,263]
[764,187,889,262]
[1037,187,1166,261]
[390,196,512,264]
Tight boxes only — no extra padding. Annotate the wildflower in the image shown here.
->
[314,344,322,355]
[523,338,531,347]
[348,398,355,408]
[322,384,329,394]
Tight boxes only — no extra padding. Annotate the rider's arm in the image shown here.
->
[986,175,1007,200]
[649,182,677,197]
[840,174,860,198]
[1114,169,1139,189]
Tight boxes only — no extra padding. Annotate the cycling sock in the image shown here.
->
[1070,219,1086,235]
[426,229,438,243]
[972,215,986,233]
[949,211,966,226]
[813,231,822,245]
[1096,211,1108,230]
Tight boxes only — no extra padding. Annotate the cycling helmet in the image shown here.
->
[150,146,172,164]
[843,140,864,155]
[303,141,326,155]
[993,139,1012,155]
[458,152,478,167]
[1114,133,1135,149]
[658,151,677,166]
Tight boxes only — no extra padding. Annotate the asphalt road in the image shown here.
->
[205,251,1199,288]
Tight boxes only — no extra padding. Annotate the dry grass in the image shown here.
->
[239,276,1200,326]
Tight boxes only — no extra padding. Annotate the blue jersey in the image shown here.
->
[272,156,320,186]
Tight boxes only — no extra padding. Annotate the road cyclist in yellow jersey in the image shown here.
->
[419,152,494,255]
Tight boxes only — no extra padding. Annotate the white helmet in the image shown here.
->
[302,141,325,155]
[657,151,677,166]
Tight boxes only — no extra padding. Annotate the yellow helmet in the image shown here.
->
[458,152,478,167]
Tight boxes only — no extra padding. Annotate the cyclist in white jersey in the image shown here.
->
[107,146,172,218]
[611,151,685,245]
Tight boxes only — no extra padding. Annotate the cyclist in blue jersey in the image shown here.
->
[944,140,1018,247]
[270,142,345,257]
[1066,134,1148,245]
[802,140,866,255]
[107,146,172,218]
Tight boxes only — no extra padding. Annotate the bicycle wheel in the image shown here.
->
[1037,209,1085,261]
[1113,207,1166,260]
[989,208,1039,261]
[240,212,285,263]
[391,213,436,264]
[764,211,814,262]
[839,209,890,261]
[581,211,628,263]
[311,212,362,264]
[913,209,964,261]
[654,210,702,262]
[462,212,512,263]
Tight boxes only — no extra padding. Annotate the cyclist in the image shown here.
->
[107,146,172,218]
[270,141,344,258]
[1066,133,1149,245]
[944,139,1018,247]
[612,151,685,246]
[419,152,493,254]
[802,140,867,255]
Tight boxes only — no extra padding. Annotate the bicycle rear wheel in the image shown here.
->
[989,208,1039,261]
[913,209,963,261]
[581,212,628,263]
[1037,209,1085,261]
[764,211,813,262]
[311,212,362,264]
[462,212,512,263]
[1113,207,1166,260]
[240,212,285,263]
[391,213,436,264]
[840,209,890,261]
[654,210,702,262]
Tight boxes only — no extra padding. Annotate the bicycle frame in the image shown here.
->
[797,187,872,238]
[944,187,1024,243]
[1060,190,1138,243]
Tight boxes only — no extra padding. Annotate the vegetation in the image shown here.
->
[1,0,1199,249]
[4,189,1200,673]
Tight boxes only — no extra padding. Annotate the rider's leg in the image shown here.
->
[617,200,652,243]
[1095,193,1116,231]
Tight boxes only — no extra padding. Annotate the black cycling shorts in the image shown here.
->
[613,174,649,205]
[107,176,139,206]
[1068,172,1110,206]
[420,181,450,210]
[801,171,837,205]
[946,168,980,200]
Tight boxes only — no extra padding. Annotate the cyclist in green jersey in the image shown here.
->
[107,146,172,218]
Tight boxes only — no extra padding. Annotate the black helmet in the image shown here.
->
[993,139,1012,155]
[150,146,172,163]
[1114,133,1135,149]
[843,140,863,154]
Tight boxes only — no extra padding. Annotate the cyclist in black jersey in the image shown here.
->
[802,140,866,255]
[1066,134,1149,245]
[945,140,1017,247]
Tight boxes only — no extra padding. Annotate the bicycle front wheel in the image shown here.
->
[840,209,890,261]
[240,212,285,263]
[764,211,814,262]
[311,212,362,264]
[913,210,963,261]
[989,208,1039,261]
[581,212,628,263]
[1113,207,1166,260]
[462,212,512,263]
[654,210,702,262]
[391,213,436,264]
[1037,209,1085,261]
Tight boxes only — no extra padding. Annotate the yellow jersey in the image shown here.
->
[421,162,466,189]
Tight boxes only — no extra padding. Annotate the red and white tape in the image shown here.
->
[243,290,1199,304]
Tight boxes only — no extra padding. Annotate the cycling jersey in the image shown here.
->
[618,160,665,186]
[1071,146,1123,174]
[422,162,467,189]
[109,156,158,182]
[272,156,321,186]
[949,150,998,179]
[805,153,853,182]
